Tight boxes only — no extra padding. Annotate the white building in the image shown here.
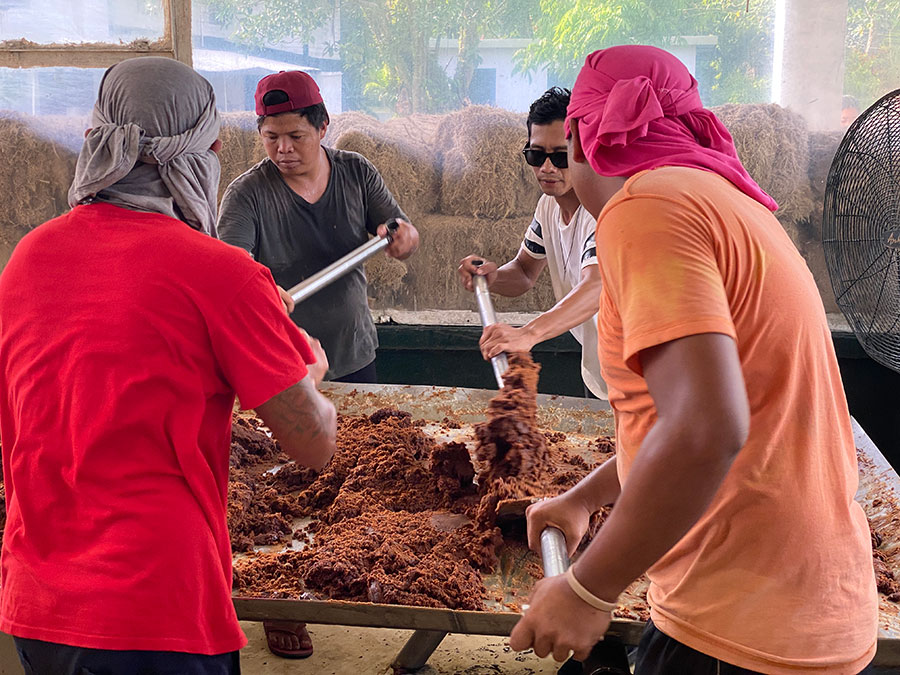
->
[435,36,717,113]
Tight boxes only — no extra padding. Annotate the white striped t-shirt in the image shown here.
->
[521,194,607,399]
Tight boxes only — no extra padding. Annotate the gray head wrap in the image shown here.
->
[68,57,221,236]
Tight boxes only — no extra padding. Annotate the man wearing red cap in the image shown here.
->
[217,70,418,660]
[219,70,418,385]
[510,46,877,674]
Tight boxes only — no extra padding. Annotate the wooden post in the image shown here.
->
[166,0,193,67]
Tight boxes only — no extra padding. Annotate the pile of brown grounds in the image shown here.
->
[0,359,894,620]
[228,363,900,618]
[230,354,620,613]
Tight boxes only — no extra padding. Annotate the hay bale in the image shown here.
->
[786,213,840,314]
[334,126,440,219]
[808,131,843,201]
[712,103,815,230]
[388,214,556,313]
[434,106,540,219]
[365,255,407,291]
[795,131,842,314]
[323,111,379,147]
[218,111,267,201]
[433,105,523,154]
[0,113,80,270]
[799,130,846,314]
[25,114,89,153]
[384,113,443,148]
[364,255,408,308]
[806,130,844,237]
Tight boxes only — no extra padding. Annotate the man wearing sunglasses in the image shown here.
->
[457,87,606,398]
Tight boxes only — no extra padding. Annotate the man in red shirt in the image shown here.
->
[0,57,336,675]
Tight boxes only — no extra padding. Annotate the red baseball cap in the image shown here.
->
[255,70,323,116]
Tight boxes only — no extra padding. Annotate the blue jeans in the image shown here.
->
[14,636,240,675]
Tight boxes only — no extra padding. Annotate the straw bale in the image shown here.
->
[782,210,840,314]
[25,114,89,153]
[435,106,540,219]
[806,130,844,237]
[334,127,439,219]
[384,113,443,149]
[384,214,556,313]
[218,111,267,201]
[0,113,80,269]
[364,256,408,310]
[798,130,845,314]
[433,105,524,155]
[323,111,379,147]
[808,131,844,202]
[712,103,815,230]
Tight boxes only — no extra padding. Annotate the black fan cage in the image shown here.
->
[823,88,900,372]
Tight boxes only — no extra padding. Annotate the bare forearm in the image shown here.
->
[573,420,735,601]
[566,456,621,513]
[519,273,601,344]
[255,380,337,471]
[489,259,537,296]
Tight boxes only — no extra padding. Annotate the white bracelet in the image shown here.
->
[564,565,618,612]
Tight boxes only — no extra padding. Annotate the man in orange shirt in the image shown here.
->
[509,45,878,674]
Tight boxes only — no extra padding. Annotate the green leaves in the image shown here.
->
[206,0,334,46]
[516,0,774,104]
[200,0,898,113]
[844,0,900,106]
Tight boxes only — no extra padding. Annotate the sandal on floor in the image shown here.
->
[263,621,314,659]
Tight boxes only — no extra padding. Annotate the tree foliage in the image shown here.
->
[206,0,336,46]
[515,0,694,80]
[205,0,539,113]
[844,0,900,106]
[204,0,899,113]
[516,0,775,106]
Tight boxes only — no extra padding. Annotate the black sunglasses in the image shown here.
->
[522,147,568,169]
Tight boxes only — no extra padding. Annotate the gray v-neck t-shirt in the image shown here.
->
[217,148,406,379]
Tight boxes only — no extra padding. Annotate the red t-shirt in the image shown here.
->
[0,203,313,654]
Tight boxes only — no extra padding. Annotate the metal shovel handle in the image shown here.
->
[471,260,509,389]
[288,218,401,305]
[538,528,637,673]
[540,527,570,578]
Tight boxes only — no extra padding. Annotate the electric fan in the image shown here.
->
[823,88,900,373]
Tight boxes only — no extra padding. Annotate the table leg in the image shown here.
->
[391,629,449,673]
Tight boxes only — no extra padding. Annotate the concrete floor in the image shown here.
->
[0,622,560,675]
[238,622,559,674]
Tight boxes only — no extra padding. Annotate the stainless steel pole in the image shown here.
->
[540,527,569,578]
[471,260,509,389]
[288,219,400,305]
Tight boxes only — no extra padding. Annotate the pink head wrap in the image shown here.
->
[566,45,778,211]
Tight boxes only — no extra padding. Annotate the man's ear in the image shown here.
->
[569,119,587,163]
[84,127,92,138]
[319,121,328,141]
[210,138,222,154]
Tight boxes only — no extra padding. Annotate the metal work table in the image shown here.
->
[232,383,900,672]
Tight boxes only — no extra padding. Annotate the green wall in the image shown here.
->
[375,325,900,468]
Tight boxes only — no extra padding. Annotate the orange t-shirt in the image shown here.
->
[595,167,878,673]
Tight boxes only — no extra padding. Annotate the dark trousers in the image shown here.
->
[634,620,874,675]
[332,359,377,384]
[13,637,240,675]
